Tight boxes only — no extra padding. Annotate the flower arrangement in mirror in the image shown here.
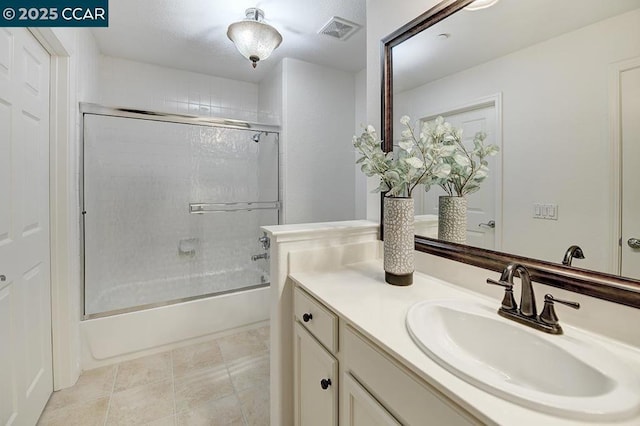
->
[417,116,500,197]
[411,116,500,244]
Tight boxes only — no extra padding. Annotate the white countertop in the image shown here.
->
[289,260,640,426]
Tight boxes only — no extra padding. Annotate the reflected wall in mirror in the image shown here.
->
[389,0,640,279]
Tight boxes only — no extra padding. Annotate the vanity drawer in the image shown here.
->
[294,286,338,353]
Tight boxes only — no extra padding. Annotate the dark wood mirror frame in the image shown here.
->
[380,0,640,309]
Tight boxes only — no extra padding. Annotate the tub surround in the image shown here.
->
[80,287,269,369]
[266,221,640,424]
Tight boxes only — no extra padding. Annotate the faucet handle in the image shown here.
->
[486,278,517,311]
[486,278,511,288]
[540,294,580,326]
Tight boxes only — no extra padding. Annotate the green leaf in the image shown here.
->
[405,157,424,169]
[398,140,413,152]
[453,153,471,167]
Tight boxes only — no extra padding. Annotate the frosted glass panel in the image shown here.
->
[83,115,278,316]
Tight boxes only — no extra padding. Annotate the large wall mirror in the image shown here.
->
[382,0,640,307]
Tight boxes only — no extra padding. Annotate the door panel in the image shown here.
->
[0,99,11,244]
[0,285,18,426]
[342,373,401,426]
[0,27,51,426]
[621,65,640,279]
[294,322,338,426]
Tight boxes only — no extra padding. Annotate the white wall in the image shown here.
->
[98,56,259,122]
[354,68,367,219]
[258,61,285,224]
[394,9,640,273]
[258,61,283,127]
[281,58,356,224]
[47,27,101,387]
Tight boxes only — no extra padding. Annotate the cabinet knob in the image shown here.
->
[320,378,332,390]
[302,313,313,323]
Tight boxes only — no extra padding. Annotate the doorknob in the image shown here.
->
[479,220,496,229]
[0,275,5,282]
[628,238,640,249]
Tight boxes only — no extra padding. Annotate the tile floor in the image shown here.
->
[38,326,270,426]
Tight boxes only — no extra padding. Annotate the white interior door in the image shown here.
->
[0,28,52,425]
[422,105,498,249]
[621,64,640,279]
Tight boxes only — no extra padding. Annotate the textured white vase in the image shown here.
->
[383,197,414,286]
[438,196,467,244]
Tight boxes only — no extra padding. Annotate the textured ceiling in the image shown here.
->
[91,0,367,83]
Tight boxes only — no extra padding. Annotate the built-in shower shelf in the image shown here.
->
[189,201,281,214]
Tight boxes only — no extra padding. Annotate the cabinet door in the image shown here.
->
[294,322,338,426]
[342,373,402,426]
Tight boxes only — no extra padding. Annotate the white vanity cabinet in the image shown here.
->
[342,372,402,426]
[342,324,479,426]
[293,284,479,426]
[293,287,339,426]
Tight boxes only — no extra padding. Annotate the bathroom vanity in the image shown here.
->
[263,222,640,425]
[288,253,640,425]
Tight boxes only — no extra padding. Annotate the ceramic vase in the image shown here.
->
[438,196,467,244]
[383,197,414,286]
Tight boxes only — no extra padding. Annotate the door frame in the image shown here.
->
[609,57,640,276]
[28,28,78,390]
[417,93,503,250]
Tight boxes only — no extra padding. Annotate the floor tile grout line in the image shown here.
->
[225,359,251,426]
[103,364,119,426]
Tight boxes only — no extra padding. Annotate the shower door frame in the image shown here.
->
[79,103,280,319]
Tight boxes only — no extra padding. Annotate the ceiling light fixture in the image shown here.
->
[464,0,500,11]
[227,8,283,69]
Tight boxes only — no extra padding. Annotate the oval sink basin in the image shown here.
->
[406,299,640,420]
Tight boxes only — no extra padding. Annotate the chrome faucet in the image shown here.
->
[487,262,580,334]
[258,232,270,250]
[251,252,269,261]
[562,245,585,266]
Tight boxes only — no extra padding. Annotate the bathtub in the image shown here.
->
[80,285,269,369]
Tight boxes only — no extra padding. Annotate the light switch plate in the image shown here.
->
[533,203,558,220]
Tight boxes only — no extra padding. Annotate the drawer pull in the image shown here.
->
[303,313,313,322]
[320,378,332,390]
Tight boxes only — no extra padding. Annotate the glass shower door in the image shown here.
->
[83,114,279,317]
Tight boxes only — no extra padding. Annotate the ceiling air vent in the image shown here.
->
[318,16,361,41]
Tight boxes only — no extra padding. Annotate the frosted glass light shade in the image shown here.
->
[464,0,500,11]
[227,9,282,69]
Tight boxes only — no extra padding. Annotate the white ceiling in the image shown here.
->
[393,0,640,93]
[91,0,367,83]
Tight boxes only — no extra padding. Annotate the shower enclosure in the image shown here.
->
[81,104,279,318]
